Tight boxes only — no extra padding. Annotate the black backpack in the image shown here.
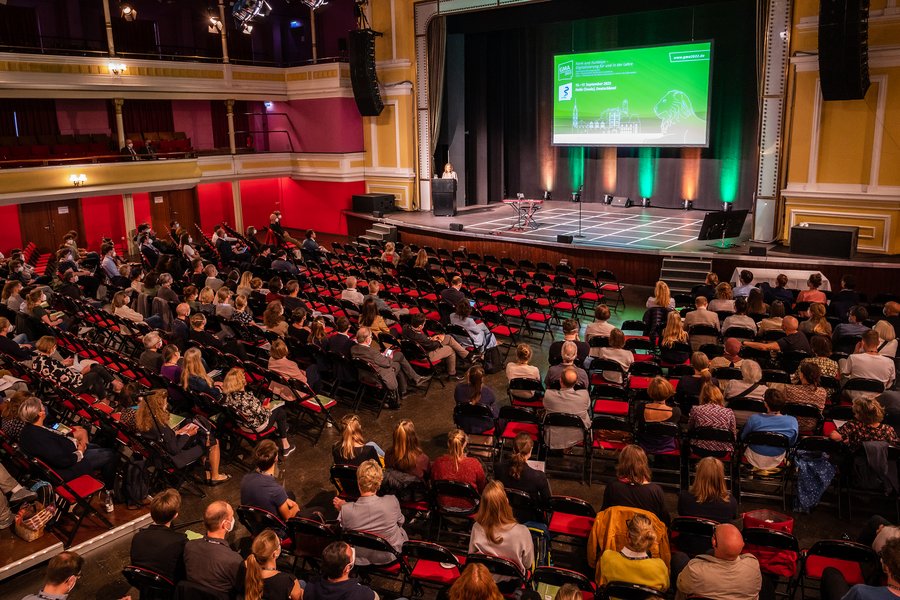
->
[115,456,150,507]
[483,346,503,374]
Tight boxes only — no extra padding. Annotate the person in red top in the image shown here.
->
[431,429,486,509]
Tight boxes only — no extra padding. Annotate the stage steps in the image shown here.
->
[660,257,713,295]
[360,222,397,244]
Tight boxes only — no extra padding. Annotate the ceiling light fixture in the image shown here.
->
[120,2,137,21]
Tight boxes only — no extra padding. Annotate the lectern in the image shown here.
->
[432,178,457,216]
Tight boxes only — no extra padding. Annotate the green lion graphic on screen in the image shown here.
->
[653,90,706,143]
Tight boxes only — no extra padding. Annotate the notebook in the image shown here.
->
[168,414,186,429]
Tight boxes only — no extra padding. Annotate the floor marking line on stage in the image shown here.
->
[625,219,704,245]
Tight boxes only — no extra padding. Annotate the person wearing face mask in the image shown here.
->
[183,500,243,595]
[120,138,140,160]
[0,316,32,360]
[57,270,83,300]
[112,291,165,329]
[268,211,303,252]
[20,551,85,600]
[24,289,65,329]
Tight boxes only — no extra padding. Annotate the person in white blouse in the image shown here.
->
[441,162,458,180]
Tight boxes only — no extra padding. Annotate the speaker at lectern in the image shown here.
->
[432,178,457,217]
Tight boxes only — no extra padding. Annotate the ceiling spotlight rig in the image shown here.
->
[300,0,329,8]
[232,0,272,34]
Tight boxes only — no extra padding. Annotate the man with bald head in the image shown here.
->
[542,367,591,450]
[183,500,242,594]
[743,315,811,354]
[676,523,763,600]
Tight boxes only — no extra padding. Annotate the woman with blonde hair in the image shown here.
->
[708,282,735,313]
[236,271,253,297]
[446,563,503,600]
[598,512,669,589]
[677,352,718,402]
[497,432,551,508]
[554,584,584,600]
[413,248,429,270]
[799,302,832,337]
[602,445,669,525]
[469,481,534,577]
[308,318,327,349]
[829,396,899,451]
[873,320,898,357]
[241,529,302,600]
[135,389,228,484]
[332,414,383,467]
[646,281,675,310]
[231,294,254,324]
[506,344,541,399]
[380,241,399,266]
[221,367,293,456]
[384,419,430,478]
[678,457,737,523]
[688,383,737,454]
[263,300,289,337]
[25,289,64,328]
[660,312,690,364]
[198,286,216,315]
[432,429,486,509]
[180,346,222,399]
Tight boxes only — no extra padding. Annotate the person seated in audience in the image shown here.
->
[740,388,798,471]
[827,274,860,322]
[3,280,24,312]
[266,277,284,303]
[431,428,486,507]
[135,389,227,485]
[332,413,383,467]
[180,233,197,262]
[263,300,289,337]
[835,306,873,345]
[130,489,187,583]
[280,280,304,313]
[758,300,785,333]
[181,346,222,398]
[154,272,178,303]
[0,461,37,529]
[660,311,691,364]
[384,419,430,479]
[159,344,183,382]
[543,367,591,450]
[214,287,234,320]
[506,343,541,390]
[791,343,838,396]
[183,500,243,595]
[455,366,499,434]
[34,335,122,400]
[676,524,762,600]
[799,302,832,339]
[599,512,669,591]
[403,313,471,378]
[352,327,428,405]
[468,481,535,579]
[844,329,896,393]
[204,264,225,292]
[721,297,757,334]
[688,383,736,455]
[230,294,254,324]
[324,316,354,358]
[708,338,743,371]
[308,319,328,350]
[545,341,589,389]
[303,541,377,600]
[359,297,390,337]
[585,304,614,342]
[732,270,756,298]
[723,360,767,402]
[112,290,163,328]
[366,280,408,318]
[333,459,407,566]
[548,318,590,367]
[18,396,117,486]
[744,315,812,354]
[380,241,399,266]
[341,276,365,306]
[823,537,900,600]
[100,242,122,282]
[602,445,669,525]
[593,328,634,383]
[829,396,899,451]
[268,338,308,396]
[883,301,900,334]
[242,440,300,522]
[637,376,681,454]
[678,352,718,403]
[289,307,312,343]
[678,457,738,523]
[235,271,253,297]
[20,551,85,600]
[796,273,826,305]
[239,528,303,600]
[139,331,164,373]
[685,295,721,330]
[221,367,294,457]
[57,270,83,301]
[187,263,205,292]
[873,320,898,358]
[784,362,828,434]
[707,282,736,314]
[451,300,497,352]
[440,275,467,307]
[646,280,676,310]
[1,391,31,441]
[692,272,719,301]
[497,432,551,509]
[746,287,768,317]
[0,316,32,360]
[24,288,64,329]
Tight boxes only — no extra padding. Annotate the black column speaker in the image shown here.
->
[349,29,384,117]
[818,0,870,101]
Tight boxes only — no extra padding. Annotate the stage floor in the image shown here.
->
[381,201,751,253]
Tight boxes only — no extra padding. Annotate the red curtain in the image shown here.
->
[0,99,59,137]
[109,99,175,137]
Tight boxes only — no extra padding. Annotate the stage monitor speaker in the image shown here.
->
[348,29,384,116]
[790,224,858,259]
[748,246,768,257]
[557,234,574,244]
[372,211,384,218]
[610,196,633,208]
[352,193,395,214]
[819,0,870,100]
[449,223,464,232]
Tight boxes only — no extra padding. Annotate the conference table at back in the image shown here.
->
[729,267,831,292]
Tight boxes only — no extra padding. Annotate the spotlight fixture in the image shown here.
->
[208,16,224,34]
[108,62,127,75]
[241,23,254,34]
[232,0,272,30]
[603,194,613,205]
[70,174,86,187]
[120,2,137,21]
[300,0,329,8]
[570,191,581,203]
[542,190,551,201]
[682,199,694,210]
[641,197,651,208]
[722,201,733,212]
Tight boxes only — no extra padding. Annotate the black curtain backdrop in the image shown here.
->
[0,99,59,137]
[109,100,175,138]
[446,0,758,210]
[211,100,250,149]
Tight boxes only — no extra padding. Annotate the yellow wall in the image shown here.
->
[782,1,900,253]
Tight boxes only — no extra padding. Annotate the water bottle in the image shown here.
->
[103,489,114,513]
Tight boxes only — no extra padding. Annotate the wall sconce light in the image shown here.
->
[108,62,127,75]
[70,174,87,187]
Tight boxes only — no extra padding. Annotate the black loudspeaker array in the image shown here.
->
[818,0,870,101]
[348,29,385,117]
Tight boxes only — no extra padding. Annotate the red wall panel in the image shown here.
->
[197,182,235,231]
[80,195,126,251]
[239,177,364,236]
[0,205,23,254]
[133,192,151,231]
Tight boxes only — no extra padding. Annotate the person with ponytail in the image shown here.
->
[497,432,551,508]
[384,420,430,479]
[469,481,534,579]
[646,280,675,310]
[431,428,486,509]
[598,513,669,590]
[240,528,303,600]
[677,352,718,405]
[332,414,383,467]
[454,366,499,434]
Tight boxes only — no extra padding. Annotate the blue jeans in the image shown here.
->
[83,444,118,487]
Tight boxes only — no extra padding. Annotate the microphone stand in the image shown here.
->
[573,186,585,238]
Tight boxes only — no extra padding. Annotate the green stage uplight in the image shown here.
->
[569,146,585,192]
[638,147,659,199]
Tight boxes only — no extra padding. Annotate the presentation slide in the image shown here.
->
[552,41,713,147]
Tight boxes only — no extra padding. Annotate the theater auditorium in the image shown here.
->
[0,0,899,599]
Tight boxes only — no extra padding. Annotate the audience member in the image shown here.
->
[20,551,84,600]
[442,563,503,600]
[602,445,669,525]
[829,396,899,451]
[678,352,718,402]
[873,320,898,358]
[721,297,757,334]
[688,383,737,454]
[637,377,681,454]
[757,300,786,333]
[451,300,497,351]
[708,283,736,313]
[740,389,798,471]
[324,316,354,358]
[784,362,828,433]
[454,366,499,434]
[468,481,535,577]
[332,414,383,467]
[548,319,590,367]
[723,360,768,402]
[341,276,365,306]
[352,327,428,404]
[692,272,718,301]
[593,328,634,383]
[799,302,832,338]
[744,316,812,354]
[822,537,900,600]
[646,281,676,310]
[221,367,294,457]
[709,338,744,370]
[183,500,243,594]
[543,367,591,450]
[239,528,303,600]
[303,541,377,600]
[796,273,826,305]
[384,420,430,479]
[660,312,690,365]
[585,304,614,341]
[675,524,762,600]
[402,313,471,378]
[732,270,755,298]
[678,457,738,523]
[793,335,839,382]
[242,440,300,521]
[441,276,467,307]
[545,341,589,388]
[599,512,669,590]
[139,331,164,373]
[506,344,541,399]
[130,489,186,583]
[843,330,896,393]
[496,432,551,509]
[431,429,486,508]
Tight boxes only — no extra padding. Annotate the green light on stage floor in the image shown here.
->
[639,147,659,198]
[569,146,585,191]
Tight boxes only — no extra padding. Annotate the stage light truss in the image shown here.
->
[232,0,272,30]
[300,0,329,9]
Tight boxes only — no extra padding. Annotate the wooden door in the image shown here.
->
[18,199,84,252]
[147,188,200,237]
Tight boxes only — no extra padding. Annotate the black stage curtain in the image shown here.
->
[109,100,175,138]
[449,0,758,210]
[0,99,59,138]
[211,100,250,149]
